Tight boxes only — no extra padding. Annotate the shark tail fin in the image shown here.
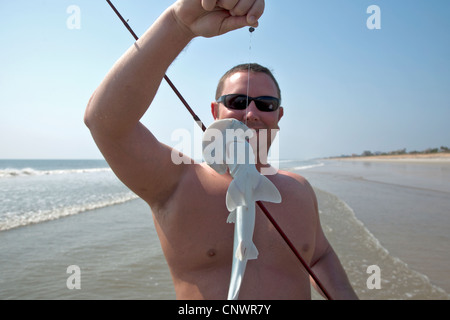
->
[236,240,259,261]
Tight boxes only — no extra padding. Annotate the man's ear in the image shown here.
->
[211,102,219,120]
[278,106,284,122]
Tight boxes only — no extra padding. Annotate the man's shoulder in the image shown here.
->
[271,169,316,197]
[273,169,309,185]
[176,161,231,195]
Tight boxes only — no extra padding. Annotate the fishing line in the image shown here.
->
[105,0,332,300]
[245,27,255,127]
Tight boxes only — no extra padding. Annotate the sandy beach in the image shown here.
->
[330,153,450,163]
[298,158,450,297]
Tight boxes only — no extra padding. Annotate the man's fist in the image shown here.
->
[172,0,265,38]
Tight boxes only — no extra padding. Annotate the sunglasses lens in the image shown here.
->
[221,95,280,112]
[255,98,279,112]
[226,95,248,110]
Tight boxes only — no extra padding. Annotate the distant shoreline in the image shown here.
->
[326,153,450,163]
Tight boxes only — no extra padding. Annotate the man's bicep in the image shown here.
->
[91,122,190,209]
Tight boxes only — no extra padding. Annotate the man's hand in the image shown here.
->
[171,0,265,38]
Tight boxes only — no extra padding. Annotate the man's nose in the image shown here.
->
[243,101,260,123]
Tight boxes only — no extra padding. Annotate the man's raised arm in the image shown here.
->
[84,0,264,209]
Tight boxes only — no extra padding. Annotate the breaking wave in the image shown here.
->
[0,167,112,178]
[0,192,139,231]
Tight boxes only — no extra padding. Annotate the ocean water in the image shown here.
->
[290,159,450,299]
[0,159,448,299]
[0,159,138,231]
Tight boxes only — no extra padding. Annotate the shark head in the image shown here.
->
[202,119,256,174]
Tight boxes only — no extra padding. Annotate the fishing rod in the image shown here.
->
[106,0,206,132]
[105,0,332,300]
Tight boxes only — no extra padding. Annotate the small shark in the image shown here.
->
[202,119,282,300]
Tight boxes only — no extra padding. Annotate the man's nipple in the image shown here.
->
[207,249,217,257]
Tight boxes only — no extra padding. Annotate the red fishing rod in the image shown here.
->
[105,0,332,300]
[105,0,206,131]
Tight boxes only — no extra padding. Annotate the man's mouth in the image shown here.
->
[247,127,265,133]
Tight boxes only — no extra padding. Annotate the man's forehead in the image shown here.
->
[223,71,277,94]
[228,72,245,83]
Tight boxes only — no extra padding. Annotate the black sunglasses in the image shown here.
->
[217,94,281,112]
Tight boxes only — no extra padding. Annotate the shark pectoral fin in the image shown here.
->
[253,175,282,204]
[227,210,236,223]
[226,179,246,212]
[236,241,259,261]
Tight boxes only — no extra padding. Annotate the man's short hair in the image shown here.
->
[215,63,282,101]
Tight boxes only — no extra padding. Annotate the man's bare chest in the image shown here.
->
[157,173,318,274]
[156,188,316,299]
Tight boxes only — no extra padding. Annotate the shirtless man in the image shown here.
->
[84,0,358,299]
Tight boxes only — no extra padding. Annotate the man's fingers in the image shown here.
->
[217,0,239,11]
[198,0,265,36]
[204,0,240,11]
[203,0,265,25]
[229,0,252,17]
[227,0,265,25]
[201,0,217,11]
[219,15,249,34]
[245,0,264,25]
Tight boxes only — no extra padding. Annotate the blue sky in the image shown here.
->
[1,0,449,160]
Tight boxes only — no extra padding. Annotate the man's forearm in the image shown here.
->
[84,6,194,137]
